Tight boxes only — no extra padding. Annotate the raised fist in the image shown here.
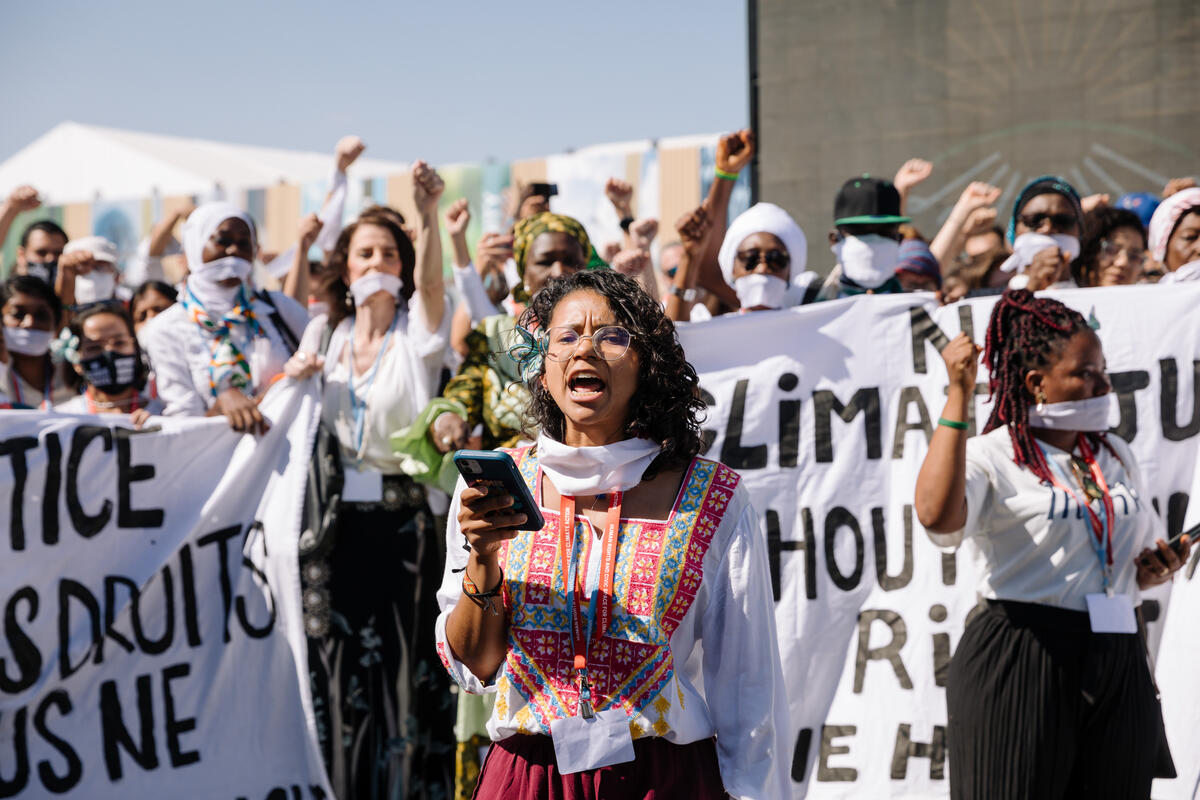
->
[411,160,445,216]
[893,159,933,195]
[675,205,710,257]
[605,178,634,218]
[5,185,40,213]
[445,198,471,236]
[716,129,755,174]
[335,136,366,172]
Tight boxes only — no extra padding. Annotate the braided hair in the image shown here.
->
[982,289,1096,483]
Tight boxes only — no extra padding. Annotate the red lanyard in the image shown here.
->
[85,388,140,414]
[558,490,623,716]
[1042,434,1115,581]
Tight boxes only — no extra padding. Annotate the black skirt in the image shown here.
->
[303,485,455,799]
[946,599,1168,800]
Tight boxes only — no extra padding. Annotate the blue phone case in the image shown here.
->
[453,450,546,531]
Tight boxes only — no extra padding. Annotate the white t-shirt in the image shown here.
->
[140,289,308,416]
[0,359,76,409]
[297,296,450,473]
[928,427,1162,611]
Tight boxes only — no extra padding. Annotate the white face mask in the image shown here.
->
[1027,394,1117,432]
[831,234,901,288]
[1160,260,1200,284]
[186,256,253,315]
[734,273,790,310]
[75,269,117,304]
[349,272,403,307]
[1000,233,1081,275]
[536,433,663,495]
[3,326,53,357]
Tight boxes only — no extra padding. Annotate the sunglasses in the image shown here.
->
[1018,212,1078,231]
[735,248,790,272]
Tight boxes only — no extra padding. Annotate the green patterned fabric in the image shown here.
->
[393,313,532,494]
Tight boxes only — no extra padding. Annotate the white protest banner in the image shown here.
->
[0,382,331,799]
[676,284,1200,799]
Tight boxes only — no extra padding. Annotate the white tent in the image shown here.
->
[0,122,410,205]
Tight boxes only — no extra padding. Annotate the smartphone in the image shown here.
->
[453,450,546,531]
[1139,521,1199,569]
[529,182,558,198]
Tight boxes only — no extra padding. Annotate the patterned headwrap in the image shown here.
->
[1007,175,1084,244]
[511,212,596,302]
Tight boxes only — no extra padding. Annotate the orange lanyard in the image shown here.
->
[558,490,623,717]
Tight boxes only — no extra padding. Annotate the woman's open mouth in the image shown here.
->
[567,371,607,401]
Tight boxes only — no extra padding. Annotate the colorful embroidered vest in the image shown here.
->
[492,445,740,737]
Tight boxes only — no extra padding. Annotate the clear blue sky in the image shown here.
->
[1,0,748,165]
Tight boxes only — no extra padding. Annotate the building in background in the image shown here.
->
[749,0,1199,273]
[0,123,750,280]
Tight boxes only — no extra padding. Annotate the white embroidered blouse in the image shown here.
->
[435,446,790,800]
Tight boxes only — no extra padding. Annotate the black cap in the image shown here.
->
[833,175,910,226]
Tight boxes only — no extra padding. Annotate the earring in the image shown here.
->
[1035,390,1047,411]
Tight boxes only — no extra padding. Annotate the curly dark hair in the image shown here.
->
[1072,206,1147,286]
[520,269,705,480]
[982,289,1113,483]
[325,214,416,329]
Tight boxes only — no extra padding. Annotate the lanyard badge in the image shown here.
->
[1041,435,1116,593]
[558,491,623,719]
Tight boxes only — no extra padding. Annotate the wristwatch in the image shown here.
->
[669,285,705,303]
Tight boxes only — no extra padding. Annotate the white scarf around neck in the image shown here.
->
[537,433,662,496]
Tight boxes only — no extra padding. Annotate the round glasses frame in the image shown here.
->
[543,325,632,362]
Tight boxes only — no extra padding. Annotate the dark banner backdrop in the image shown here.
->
[749,0,1199,275]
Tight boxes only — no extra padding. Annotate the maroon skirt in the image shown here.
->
[472,733,730,800]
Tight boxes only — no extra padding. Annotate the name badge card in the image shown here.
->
[342,467,383,503]
[1085,592,1137,634]
[550,708,635,774]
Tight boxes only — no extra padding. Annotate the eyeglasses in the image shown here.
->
[544,325,632,362]
[1098,239,1144,262]
[735,248,790,272]
[1018,212,1078,231]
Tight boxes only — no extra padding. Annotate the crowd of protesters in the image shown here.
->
[2,128,1198,800]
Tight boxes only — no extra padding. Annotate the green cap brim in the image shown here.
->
[834,214,911,226]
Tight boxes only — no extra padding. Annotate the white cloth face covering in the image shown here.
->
[536,433,662,495]
[1027,394,1118,432]
[831,234,901,288]
[3,326,53,356]
[1000,233,1081,274]
[349,272,404,307]
[74,270,116,304]
[734,273,789,309]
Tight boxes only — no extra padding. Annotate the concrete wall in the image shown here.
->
[752,0,1200,273]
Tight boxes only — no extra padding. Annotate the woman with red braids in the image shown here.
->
[915,289,1191,799]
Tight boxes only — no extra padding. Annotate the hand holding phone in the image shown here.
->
[1136,522,1195,583]
[454,451,546,561]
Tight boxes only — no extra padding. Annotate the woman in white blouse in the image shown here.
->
[283,161,453,799]
[437,269,788,799]
[915,289,1191,800]
[139,201,308,430]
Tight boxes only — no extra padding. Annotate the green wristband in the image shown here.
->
[715,167,739,182]
[937,417,969,431]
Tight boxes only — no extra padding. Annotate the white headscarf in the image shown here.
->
[1148,187,1200,263]
[717,202,808,286]
[181,201,257,274]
